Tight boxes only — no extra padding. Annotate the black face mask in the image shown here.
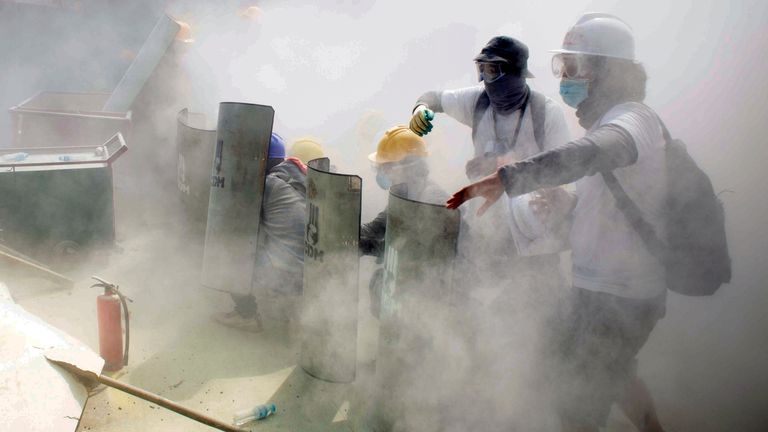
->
[484,75,529,115]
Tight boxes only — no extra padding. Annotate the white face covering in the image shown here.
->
[375,157,427,191]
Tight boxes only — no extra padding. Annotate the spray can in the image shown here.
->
[233,403,276,426]
[93,276,131,372]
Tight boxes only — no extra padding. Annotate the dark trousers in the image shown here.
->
[555,287,666,428]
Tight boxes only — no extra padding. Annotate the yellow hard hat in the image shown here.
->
[174,20,194,43]
[289,137,325,164]
[368,126,428,164]
[238,5,263,21]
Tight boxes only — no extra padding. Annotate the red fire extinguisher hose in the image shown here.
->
[92,276,132,367]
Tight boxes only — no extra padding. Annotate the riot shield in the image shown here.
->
[176,108,216,224]
[201,102,273,295]
[368,185,460,431]
[300,158,362,383]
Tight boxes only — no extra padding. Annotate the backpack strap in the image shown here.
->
[641,102,673,144]
[601,107,670,261]
[471,89,547,153]
[471,91,491,147]
[601,172,667,261]
[529,90,547,152]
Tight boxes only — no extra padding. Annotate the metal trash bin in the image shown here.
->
[0,133,127,268]
[9,91,132,148]
[175,108,216,224]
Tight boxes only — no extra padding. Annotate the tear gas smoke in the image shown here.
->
[1,1,767,431]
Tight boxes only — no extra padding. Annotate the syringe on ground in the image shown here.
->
[233,403,276,426]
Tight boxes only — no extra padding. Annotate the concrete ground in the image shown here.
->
[7,229,637,432]
[4,177,637,432]
[7,214,378,432]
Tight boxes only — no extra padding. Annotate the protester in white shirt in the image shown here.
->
[409,35,572,287]
[409,36,573,431]
[447,14,668,432]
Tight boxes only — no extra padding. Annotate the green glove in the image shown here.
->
[409,105,435,136]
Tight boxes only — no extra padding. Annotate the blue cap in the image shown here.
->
[269,133,286,159]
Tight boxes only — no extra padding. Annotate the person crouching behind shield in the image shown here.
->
[214,132,308,332]
[360,126,447,318]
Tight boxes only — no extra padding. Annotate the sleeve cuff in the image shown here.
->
[497,165,517,195]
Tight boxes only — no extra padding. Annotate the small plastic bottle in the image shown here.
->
[233,403,276,426]
[59,155,86,162]
[1,152,28,162]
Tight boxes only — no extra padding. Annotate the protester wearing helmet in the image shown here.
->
[288,137,325,165]
[447,13,667,432]
[214,132,309,332]
[409,41,573,417]
[409,35,572,280]
[410,36,570,178]
[360,126,446,317]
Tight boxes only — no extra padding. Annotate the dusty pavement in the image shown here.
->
[4,182,635,432]
[8,214,376,431]
[7,224,637,432]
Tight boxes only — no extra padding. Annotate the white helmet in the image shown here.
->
[551,13,636,61]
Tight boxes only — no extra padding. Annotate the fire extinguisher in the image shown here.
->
[92,276,132,372]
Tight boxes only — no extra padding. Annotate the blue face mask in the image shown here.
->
[376,172,392,190]
[559,79,590,108]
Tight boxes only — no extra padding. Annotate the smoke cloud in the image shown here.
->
[1,1,766,431]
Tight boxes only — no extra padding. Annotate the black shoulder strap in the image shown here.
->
[642,102,673,144]
[601,172,667,260]
[473,89,548,152]
[529,90,547,152]
[471,91,491,145]
[601,107,670,261]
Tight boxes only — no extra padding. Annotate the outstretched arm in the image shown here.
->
[410,91,442,136]
[447,124,637,213]
[498,124,637,196]
[413,91,443,114]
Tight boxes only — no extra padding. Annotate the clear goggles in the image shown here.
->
[476,62,506,83]
[371,155,422,173]
[551,54,590,79]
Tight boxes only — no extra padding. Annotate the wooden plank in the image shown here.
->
[0,246,74,288]
[0,297,99,432]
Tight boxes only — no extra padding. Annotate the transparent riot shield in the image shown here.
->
[201,102,273,295]
[176,108,216,224]
[300,158,362,383]
[367,185,460,431]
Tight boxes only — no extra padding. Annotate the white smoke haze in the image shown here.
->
[1,0,767,431]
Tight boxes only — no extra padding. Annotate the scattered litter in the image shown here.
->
[233,403,277,426]
[58,155,86,162]
[1,152,28,162]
